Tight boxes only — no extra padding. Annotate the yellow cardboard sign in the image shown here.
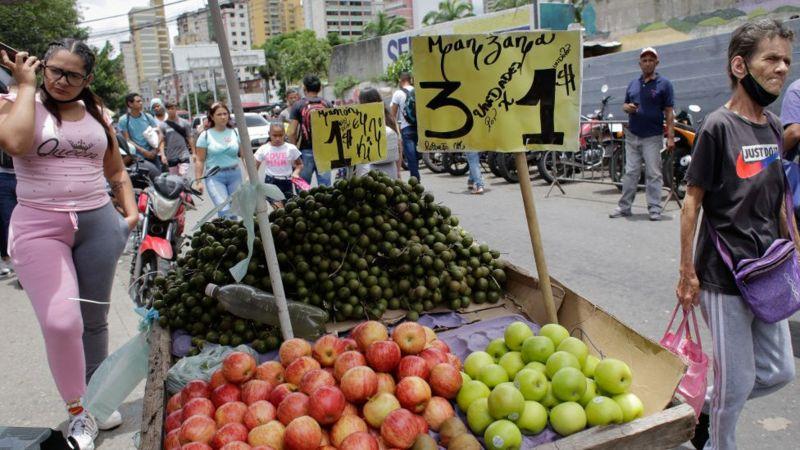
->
[411,31,582,152]
[311,102,388,172]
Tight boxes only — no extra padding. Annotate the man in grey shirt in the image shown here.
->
[158,100,194,177]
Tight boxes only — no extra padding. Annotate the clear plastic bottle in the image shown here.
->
[205,283,327,339]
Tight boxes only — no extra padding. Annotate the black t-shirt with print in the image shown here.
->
[686,107,785,295]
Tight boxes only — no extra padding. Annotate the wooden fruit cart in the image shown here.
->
[140,261,695,449]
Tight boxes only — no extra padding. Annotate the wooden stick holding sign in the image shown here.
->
[311,102,388,173]
[411,29,582,325]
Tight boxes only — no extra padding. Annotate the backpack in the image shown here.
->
[401,87,417,127]
[299,99,326,148]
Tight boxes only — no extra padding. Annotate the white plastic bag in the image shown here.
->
[143,125,160,148]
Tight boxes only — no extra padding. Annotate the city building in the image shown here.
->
[218,0,253,51]
[175,7,212,45]
[119,40,140,93]
[249,0,304,47]
[128,0,173,99]
[303,0,386,39]
[385,0,413,28]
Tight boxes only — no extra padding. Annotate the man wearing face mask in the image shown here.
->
[676,19,796,450]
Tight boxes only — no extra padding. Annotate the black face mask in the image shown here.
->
[740,65,779,107]
[41,83,83,104]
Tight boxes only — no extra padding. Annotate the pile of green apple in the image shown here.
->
[455,321,644,448]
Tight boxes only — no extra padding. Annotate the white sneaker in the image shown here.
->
[68,411,98,450]
[97,409,123,431]
[0,260,10,277]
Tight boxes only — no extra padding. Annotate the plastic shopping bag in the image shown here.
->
[660,304,708,420]
[165,344,257,394]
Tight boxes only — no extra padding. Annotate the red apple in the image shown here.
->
[396,355,430,380]
[391,322,427,355]
[318,447,336,450]
[307,385,346,425]
[215,401,247,428]
[167,392,183,414]
[340,431,379,450]
[446,353,462,372]
[182,380,212,405]
[182,397,215,422]
[268,383,297,407]
[255,361,285,386]
[211,422,249,449]
[428,363,462,399]
[179,414,216,444]
[365,341,401,373]
[342,402,359,416]
[279,339,312,367]
[340,366,378,404]
[395,376,431,413]
[164,429,181,450]
[426,339,450,354]
[284,416,322,450]
[284,356,321,386]
[241,380,273,406]
[249,446,275,450]
[380,409,417,449]
[212,384,242,408]
[334,351,367,381]
[247,421,284,448]
[362,392,401,428]
[422,396,454,431]
[340,337,358,352]
[243,400,276,430]
[181,443,213,450]
[412,414,428,435]
[210,370,228,390]
[220,442,252,450]
[166,409,183,433]
[320,428,331,446]
[223,352,257,384]
[299,368,336,395]
[277,392,309,425]
[331,414,368,447]
[351,321,389,352]
[419,347,448,371]
[312,334,346,367]
[422,326,436,344]
[376,372,396,395]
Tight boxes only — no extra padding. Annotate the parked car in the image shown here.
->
[231,112,271,152]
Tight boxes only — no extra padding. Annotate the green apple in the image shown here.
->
[524,361,547,374]
[594,358,633,395]
[582,354,600,378]
[613,393,644,423]
[478,364,509,389]
[557,337,589,367]
[504,321,534,351]
[466,397,493,435]
[545,351,581,379]
[461,371,472,385]
[514,368,548,402]
[499,351,525,379]
[585,396,623,426]
[578,378,597,407]
[540,383,559,409]
[549,401,587,436]
[484,419,523,450]
[464,351,495,379]
[456,379,491,412]
[521,336,555,364]
[539,323,569,348]
[551,367,587,403]
[516,400,548,435]
[487,382,525,421]
[486,338,510,361]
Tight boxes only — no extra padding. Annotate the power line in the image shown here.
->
[88,13,182,39]
[79,0,198,24]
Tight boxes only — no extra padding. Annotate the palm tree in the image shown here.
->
[363,12,408,38]
[422,0,474,26]
[490,0,532,12]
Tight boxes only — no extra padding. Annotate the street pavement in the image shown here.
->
[0,165,797,449]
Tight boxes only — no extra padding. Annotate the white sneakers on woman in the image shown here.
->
[68,411,98,450]
[97,409,123,431]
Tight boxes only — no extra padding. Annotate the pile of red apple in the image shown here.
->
[163,320,464,450]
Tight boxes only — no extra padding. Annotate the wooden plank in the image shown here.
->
[140,324,172,450]
[535,403,696,449]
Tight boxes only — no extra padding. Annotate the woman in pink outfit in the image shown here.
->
[0,39,137,450]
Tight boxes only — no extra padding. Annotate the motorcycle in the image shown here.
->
[422,152,446,173]
[129,167,219,306]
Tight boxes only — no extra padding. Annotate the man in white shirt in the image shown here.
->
[390,72,420,180]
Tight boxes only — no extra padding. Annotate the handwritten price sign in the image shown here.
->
[311,102,387,172]
[411,31,582,153]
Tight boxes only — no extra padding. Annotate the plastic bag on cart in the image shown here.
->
[166,344,257,394]
[660,304,709,420]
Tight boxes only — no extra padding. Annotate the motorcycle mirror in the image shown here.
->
[689,104,701,112]
[601,84,609,93]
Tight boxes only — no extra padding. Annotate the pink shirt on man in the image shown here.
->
[2,93,110,212]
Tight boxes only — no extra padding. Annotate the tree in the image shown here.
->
[0,0,87,58]
[422,0,474,26]
[383,52,413,84]
[262,30,331,85]
[490,0,532,12]
[91,41,128,112]
[362,12,407,38]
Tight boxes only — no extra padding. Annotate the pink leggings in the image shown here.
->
[9,203,129,403]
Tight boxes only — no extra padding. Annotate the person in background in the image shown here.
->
[194,102,241,218]
[356,88,402,179]
[391,72,419,180]
[255,123,302,203]
[288,75,332,186]
[159,100,194,177]
[0,79,15,277]
[279,88,299,125]
[610,47,675,221]
[119,92,165,171]
[0,39,138,449]
[677,19,795,450]
[780,76,800,157]
[466,152,485,194]
[150,98,165,125]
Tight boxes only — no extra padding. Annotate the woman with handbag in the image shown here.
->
[194,102,242,218]
[677,19,796,450]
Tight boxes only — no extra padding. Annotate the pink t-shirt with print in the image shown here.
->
[2,93,110,212]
